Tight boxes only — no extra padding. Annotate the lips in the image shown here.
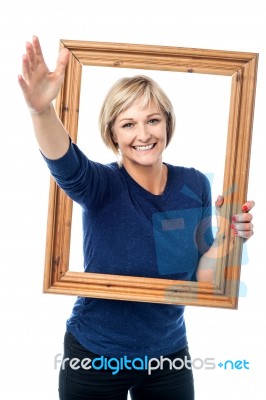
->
[133,143,156,151]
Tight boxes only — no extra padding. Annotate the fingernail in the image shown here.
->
[242,205,249,212]
[232,216,237,222]
[234,230,238,235]
[231,224,235,229]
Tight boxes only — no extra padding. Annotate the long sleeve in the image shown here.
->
[41,141,119,208]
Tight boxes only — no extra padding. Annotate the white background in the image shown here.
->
[1,0,265,399]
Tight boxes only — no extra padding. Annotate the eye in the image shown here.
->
[148,118,160,125]
[122,122,134,129]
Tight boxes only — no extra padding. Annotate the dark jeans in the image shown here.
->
[59,332,194,400]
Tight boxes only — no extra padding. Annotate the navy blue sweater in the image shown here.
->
[44,143,213,358]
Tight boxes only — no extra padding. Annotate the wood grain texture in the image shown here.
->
[43,40,258,309]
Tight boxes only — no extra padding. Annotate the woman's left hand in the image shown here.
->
[216,197,255,240]
[231,200,255,240]
[197,198,255,282]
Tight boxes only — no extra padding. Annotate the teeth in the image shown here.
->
[134,144,155,151]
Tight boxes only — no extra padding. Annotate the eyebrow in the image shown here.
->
[118,113,162,123]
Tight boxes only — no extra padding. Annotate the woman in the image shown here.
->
[18,36,254,400]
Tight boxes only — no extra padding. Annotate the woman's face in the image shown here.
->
[112,98,167,170]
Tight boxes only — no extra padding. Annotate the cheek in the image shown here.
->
[158,126,167,143]
[112,133,130,149]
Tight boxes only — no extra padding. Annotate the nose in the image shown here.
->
[137,123,151,142]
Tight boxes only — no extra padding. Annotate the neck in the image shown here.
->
[122,159,167,195]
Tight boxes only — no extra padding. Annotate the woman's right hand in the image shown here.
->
[18,36,70,114]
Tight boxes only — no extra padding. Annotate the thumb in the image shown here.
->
[215,195,224,231]
[215,195,224,209]
[55,47,70,77]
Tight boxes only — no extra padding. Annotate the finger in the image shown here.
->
[32,35,45,64]
[22,41,37,81]
[21,54,31,82]
[232,222,253,232]
[242,200,255,212]
[235,229,254,239]
[18,74,28,92]
[26,41,36,69]
[215,195,224,208]
[232,212,253,223]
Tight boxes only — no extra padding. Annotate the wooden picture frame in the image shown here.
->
[43,39,258,309]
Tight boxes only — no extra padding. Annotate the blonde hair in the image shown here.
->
[99,75,176,156]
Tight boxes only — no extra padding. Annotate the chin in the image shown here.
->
[134,157,161,167]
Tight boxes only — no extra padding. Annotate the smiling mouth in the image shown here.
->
[133,143,156,152]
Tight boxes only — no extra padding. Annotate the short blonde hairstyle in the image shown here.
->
[99,75,176,155]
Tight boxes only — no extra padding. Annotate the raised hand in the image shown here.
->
[18,36,70,114]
